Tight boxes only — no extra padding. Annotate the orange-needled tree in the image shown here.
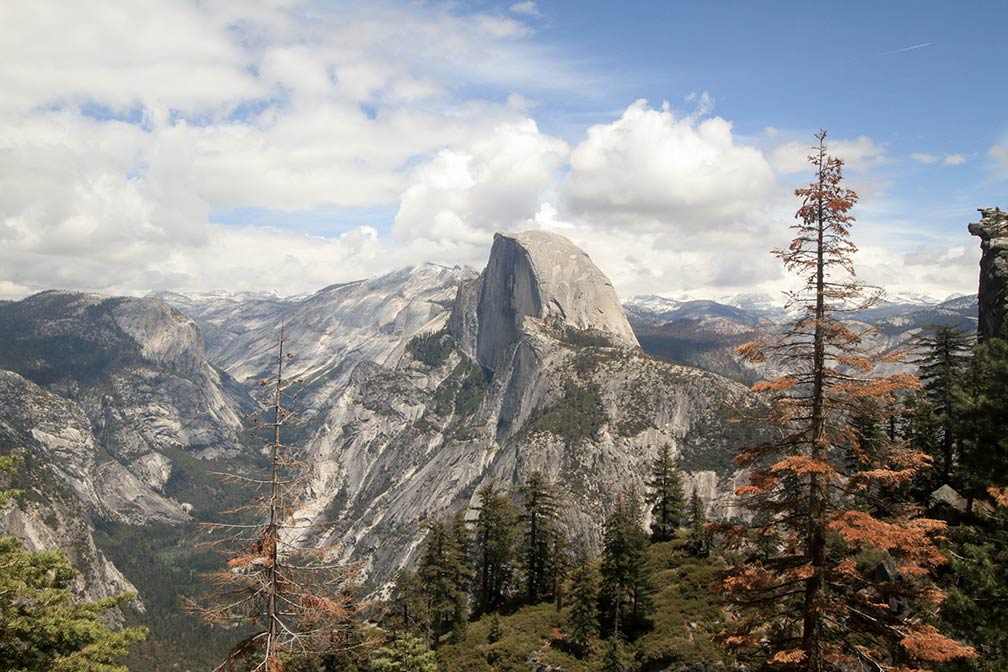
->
[718,131,976,671]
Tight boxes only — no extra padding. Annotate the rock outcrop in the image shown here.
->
[1,232,759,594]
[451,231,639,372]
[0,370,149,603]
[0,293,252,599]
[969,207,1008,341]
[158,263,475,388]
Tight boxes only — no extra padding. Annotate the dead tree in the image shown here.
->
[190,323,361,672]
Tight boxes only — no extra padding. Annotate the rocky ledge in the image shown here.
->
[969,207,1008,340]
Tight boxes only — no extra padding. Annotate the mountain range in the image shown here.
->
[0,230,978,612]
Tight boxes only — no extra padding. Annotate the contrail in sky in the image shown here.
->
[878,42,933,56]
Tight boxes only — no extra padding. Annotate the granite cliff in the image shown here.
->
[969,207,1008,341]
[283,231,756,584]
[0,293,251,599]
[4,228,982,596]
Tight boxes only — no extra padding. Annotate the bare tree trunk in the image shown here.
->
[801,135,828,672]
[266,323,286,668]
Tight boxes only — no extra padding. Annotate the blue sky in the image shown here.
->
[0,0,1004,301]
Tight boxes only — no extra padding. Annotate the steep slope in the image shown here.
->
[462,231,638,372]
[0,292,252,601]
[0,292,246,471]
[287,231,757,585]
[0,370,151,602]
[157,264,475,387]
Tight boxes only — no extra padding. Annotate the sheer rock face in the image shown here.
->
[0,294,248,601]
[288,231,754,585]
[0,370,158,603]
[453,231,639,373]
[3,233,755,594]
[156,263,475,388]
[0,292,246,466]
[969,207,1008,341]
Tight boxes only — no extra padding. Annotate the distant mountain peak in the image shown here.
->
[451,230,639,372]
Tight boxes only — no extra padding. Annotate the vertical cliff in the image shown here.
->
[969,207,1008,341]
[451,230,640,372]
[292,230,756,585]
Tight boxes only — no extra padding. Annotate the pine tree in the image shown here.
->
[487,613,503,643]
[722,131,976,671]
[941,511,1008,669]
[417,518,472,644]
[191,325,360,671]
[645,444,686,542]
[386,568,430,638]
[939,339,1008,668]
[684,490,711,558]
[599,490,651,638]
[566,561,600,654]
[471,482,519,614]
[957,338,1008,502]
[910,325,973,488]
[516,471,567,605]
[371,632,438,672]
[599,635,627,672]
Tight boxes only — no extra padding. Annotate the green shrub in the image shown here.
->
[521,379,608,445]
[407,330,456,368]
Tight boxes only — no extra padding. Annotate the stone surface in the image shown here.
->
[277,231,754,585]
[930,484,968,513]
[157,263,475,387]
[0,293,251,599]
[969,207,1008,341]
[455,231,639,372]
[2,232,756,594]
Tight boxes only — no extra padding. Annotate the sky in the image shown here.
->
[1,0,1005,303]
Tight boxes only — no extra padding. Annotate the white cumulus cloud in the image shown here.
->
[561,100,776,231]
[394,119,569,246]
[768,135,888,174]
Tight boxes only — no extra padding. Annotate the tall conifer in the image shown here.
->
[417,517,472,644]
[599,491,651,637]
[516,471,566,605]
[645,444,686,542]
[472,483,519,614]
[721,132,975,671]
[911,325,973,487]
[684,489,711,558]
[566,560,600,654]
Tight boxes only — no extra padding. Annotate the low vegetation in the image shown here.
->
[407,330,457,368]
[520,378,607,445]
